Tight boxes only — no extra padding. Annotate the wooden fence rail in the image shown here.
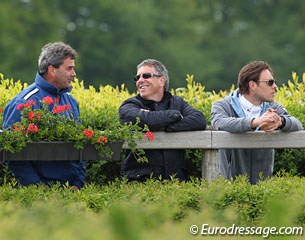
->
[123,130,305,181]
[2,130,305,181]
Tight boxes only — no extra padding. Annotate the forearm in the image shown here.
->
[120,107,182,130]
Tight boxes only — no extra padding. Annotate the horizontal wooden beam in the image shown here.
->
[2,130,305,181]
[123,130,305,149]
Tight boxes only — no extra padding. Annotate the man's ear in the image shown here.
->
[159,76,165,88]
[47,65,56,76]
[249,80,257,90]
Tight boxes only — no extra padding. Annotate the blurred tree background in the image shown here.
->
[1,0,305,92]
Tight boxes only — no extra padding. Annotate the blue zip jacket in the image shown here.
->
[2,73,86,188]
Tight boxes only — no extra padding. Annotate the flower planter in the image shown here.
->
[0,141,123,162]
[81,141,123,161]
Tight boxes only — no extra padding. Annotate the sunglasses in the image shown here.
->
[257,79,276,86]
[134,73,162,82]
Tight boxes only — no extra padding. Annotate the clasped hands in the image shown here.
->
[251,108,283,132]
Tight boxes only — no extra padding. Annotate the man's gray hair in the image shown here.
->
[137,59,169,91]
[38,42,77,75]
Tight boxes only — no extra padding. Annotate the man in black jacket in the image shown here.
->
[119,59,206,181]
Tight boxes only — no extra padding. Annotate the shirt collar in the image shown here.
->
[239,95,262,117]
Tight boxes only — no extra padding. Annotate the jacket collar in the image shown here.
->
[35,72,72,95]
[137,91,172,104]
[230,89,270,117]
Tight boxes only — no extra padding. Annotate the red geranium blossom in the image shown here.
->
[52,104,71,114]
[144,132,154,141]
[63,104,71,111]
[24,100,36,108]
[83,128,94,139]
[28,112,41,121]
[13,125,25,131]
[42,96,54,105]
[27,123,39,133]
[16,100,36,110]
[97,136,108,144]
[28,112,36,121]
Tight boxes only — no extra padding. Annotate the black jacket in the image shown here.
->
[119,92,206,181]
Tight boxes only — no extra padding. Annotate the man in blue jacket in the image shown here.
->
[2,42,85,190]
[119,59,206,181]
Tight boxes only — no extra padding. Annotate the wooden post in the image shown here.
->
[202,149,219,181]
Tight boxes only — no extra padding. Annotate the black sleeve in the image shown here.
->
[119,98,182,131]
[166,97,206,132]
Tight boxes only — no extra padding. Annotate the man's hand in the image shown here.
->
[70,185,79,191]
[251,108,282,132]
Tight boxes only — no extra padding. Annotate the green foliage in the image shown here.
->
[0,0,65,83]
[2,0,305,91]
[0,176,304,239]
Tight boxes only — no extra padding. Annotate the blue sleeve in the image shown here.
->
[2,98,26,129]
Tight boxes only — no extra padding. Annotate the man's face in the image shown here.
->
[135,65,164,101]
[52,57,76,90]
[254,69,277,103]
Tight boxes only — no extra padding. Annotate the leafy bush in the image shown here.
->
[0,176,304,239]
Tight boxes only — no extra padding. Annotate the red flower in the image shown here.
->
[144,132,154,141]
[63,104,71,111]
[0,108,2,113]
[42,96,54,105]
[28,112,36,121]
[24,100,36,108]
[16,100,36,110]
[13,125,24,131]
[52,104,71,114]
[27,123,39,133]
[52,106,62,114]
[28,112,41,121]
[97,136,108,144]
[16,104,24,110]
[83,128,94,139]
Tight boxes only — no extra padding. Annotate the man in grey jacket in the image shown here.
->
[211,61,303,184]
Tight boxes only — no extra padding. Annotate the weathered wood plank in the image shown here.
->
[123,131,212,149]
[202,149,219,181]
[211,130,305,149]
[123,130,305,149]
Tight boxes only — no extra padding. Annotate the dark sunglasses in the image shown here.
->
[134,73,162,82]
[257,79,276,86]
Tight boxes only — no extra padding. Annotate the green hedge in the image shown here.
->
[0,175,304,239]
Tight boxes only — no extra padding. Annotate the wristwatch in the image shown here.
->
[279,116,286,129]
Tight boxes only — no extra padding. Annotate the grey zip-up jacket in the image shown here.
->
[211,89,303,184]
